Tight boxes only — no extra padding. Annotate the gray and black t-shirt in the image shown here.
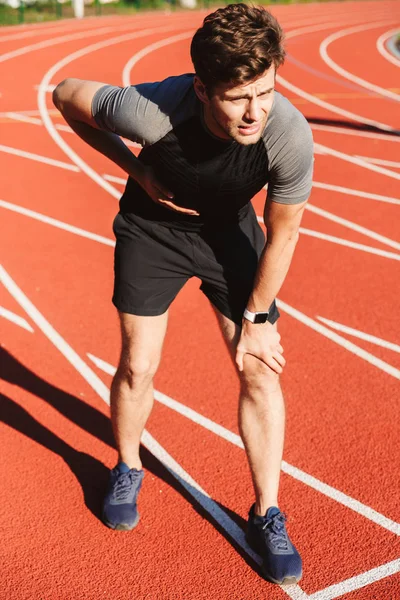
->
[92,74,314,230]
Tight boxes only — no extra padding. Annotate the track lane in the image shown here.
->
[1,3,400,598]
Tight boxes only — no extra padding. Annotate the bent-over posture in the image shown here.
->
[53,3,313,585]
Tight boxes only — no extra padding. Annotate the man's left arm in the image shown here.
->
[236,110,314,374]
[236,198,308,373]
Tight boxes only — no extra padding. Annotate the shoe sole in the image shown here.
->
[102,512,140,531]
[246,534,302,586]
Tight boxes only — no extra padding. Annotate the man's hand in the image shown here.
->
[236,320,286,374]
[137,165,200,216]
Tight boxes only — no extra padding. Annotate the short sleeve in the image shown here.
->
[91,76,196,147]
[267,113,314,205]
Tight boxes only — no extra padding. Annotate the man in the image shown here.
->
[53,3,313,586]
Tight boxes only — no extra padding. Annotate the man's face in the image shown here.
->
[197,66,276,145]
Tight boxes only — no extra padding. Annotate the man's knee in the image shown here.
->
[116,354,159,390]
[239,354,280,392]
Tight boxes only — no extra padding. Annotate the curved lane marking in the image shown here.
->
[319,21,400,102]
[37,26,190,200]
[277,21,399,132]
[0,264,309,600]
[376,28,400,67]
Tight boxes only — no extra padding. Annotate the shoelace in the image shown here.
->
[262,512,289,551]
[113,471,140,502]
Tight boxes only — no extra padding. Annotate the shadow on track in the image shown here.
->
[0,348,262,578]
[307,116,400,137]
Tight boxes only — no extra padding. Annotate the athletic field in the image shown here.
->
[0,2,399,598]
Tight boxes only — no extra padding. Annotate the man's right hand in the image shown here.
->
[137,165,199,216]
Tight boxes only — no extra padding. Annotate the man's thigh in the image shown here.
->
[197,207,280,326]
[117,311,169,371]
[112,213,192,317]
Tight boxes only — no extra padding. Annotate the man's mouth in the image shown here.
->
[238,123,261,135]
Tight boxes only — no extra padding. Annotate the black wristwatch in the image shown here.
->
[243,308,269,324]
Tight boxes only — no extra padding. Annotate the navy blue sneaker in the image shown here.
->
[246,505,302,585]
[102,463,144,531]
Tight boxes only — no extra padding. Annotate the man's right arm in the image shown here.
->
[53,78,145,181]
[52,78,198,215]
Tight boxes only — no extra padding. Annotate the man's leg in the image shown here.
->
[103,310,169,530]
[110,311,169,469]
[213,307,302,584]
[213,309,284,513]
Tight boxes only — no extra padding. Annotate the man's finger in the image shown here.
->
[158,199,200,215]
[236,350,244,372]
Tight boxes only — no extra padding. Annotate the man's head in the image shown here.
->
[191,3,285,145]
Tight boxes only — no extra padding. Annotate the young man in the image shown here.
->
[53,3,313,586]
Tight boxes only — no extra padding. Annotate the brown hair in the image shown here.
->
[191,3,285,93]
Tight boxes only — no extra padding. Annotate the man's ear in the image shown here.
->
[193,76,210,105]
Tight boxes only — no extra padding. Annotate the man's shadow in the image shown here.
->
[0,348,259,573]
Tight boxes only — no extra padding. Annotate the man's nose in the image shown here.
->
[245,97,262,122]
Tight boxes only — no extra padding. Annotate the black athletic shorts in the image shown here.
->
[112,206,279,326]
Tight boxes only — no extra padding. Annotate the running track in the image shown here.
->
[1,2,399,598]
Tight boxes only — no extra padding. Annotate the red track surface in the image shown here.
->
[1,2,400,598]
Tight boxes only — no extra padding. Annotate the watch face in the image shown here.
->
[254,312,269,324]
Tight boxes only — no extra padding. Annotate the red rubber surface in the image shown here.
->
[1,3,400,599]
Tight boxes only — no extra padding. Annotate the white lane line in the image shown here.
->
[314,142,400,181]
[312,181,400,205]
[103,173,127,185]
[2,194,399,264]
[316,317,400,353]
[308,558,400,600]
[0,143,80,172]
[0,306,33,332]
[320,22,400,102]
[305,202,400,251]
[87,352,400,536]
[0,25,116,64]
[377,28,400,68]
[0,265,307,600]
[298,227,400,261]
[4,112,138,144]
[258,215,400,261]
[277,299,400,381]
[354,155,400,169]
[278,24,398,133]
[310,123,400,142]
[122,30,193,85]
[38,25,188,201]
[0,200,116,247]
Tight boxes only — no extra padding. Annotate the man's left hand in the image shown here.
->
[236,320,286,374]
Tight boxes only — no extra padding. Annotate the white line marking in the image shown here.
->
[377,28,400,68]
[0,143,80,172]
[277,299,400,381]
[258,215,400,260]
[122,31,193,85]
[0,25,116,64]
[305,202,400,251]
[87,353,400,536]
[38,25,187,201]
[312,181,400,205]
[314,142,400,181]
[34,84,56,93]
[0,306,33,332]
[316,317,400,353]
[310,123,400,142]
[299,227,400,260]
[0,200,116,247]
[0,265,306,600]
[103,173,127,185]
[354,155,400,169]
[320,22,400,102]
[278,24,398,133]
[308,558,400,599]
